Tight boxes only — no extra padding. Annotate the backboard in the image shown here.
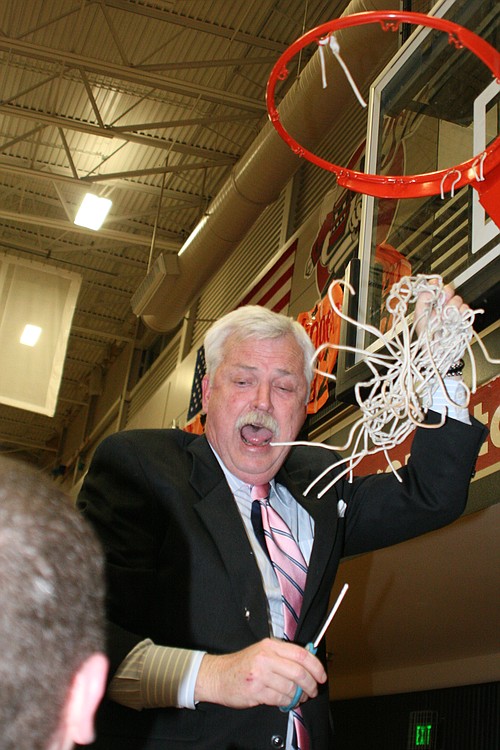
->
[335,0,499,401]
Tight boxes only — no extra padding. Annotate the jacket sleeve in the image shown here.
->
[77,431,168,675]
[341,411,488,556]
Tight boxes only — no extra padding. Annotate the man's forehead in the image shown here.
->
[224,331,297,350]
[224,333,301,357]
[228,361,298,377]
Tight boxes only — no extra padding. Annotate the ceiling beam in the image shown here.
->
[0,161,204,202]
[72,325,135,344]
[110,112,261,132]
[0,104,237,160]
[0,434,58,452]
[0,37,266,112]
[80,158,235,182]
[92,0,287,52]
[0,209,180,251]
[137,54,277,72]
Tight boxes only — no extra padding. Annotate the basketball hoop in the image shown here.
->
[266,10,500,200]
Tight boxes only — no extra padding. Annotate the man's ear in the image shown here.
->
[201,374,211,412]
[62,652,108,747]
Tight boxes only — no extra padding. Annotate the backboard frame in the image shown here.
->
[335,0,499,404]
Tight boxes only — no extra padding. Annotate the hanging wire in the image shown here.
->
[147,157,168,273]
[296,0,310,77]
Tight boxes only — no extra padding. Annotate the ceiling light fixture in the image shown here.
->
[20,324,42,347]
[0,253,81,417]
[74,193,112,230]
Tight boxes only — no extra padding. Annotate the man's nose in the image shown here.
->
[253,381,273,411]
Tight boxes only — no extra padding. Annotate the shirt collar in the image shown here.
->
[207,442,275,497]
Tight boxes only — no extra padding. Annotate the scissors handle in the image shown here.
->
[279,642,317,713]
[278,584,349,713]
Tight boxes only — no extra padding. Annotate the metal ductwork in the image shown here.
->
[136,0,400,332]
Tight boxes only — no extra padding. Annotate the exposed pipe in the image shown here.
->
[140,0,400,332]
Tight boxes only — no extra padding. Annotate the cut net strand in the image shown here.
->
[272,275,499,496]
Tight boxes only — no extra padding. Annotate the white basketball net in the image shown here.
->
[274,274,498,498]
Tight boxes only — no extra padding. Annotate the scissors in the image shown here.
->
[280,582,349,713]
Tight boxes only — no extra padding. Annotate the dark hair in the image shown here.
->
[0,457,105,750]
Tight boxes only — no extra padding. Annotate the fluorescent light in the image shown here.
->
[20,324,42,347]
[0,254,81,416]
[74,193,112,230]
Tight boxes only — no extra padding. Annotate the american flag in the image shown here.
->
[186,345,206,421]
[185,240,297,423]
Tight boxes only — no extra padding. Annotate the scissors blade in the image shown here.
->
[313,582,349,649]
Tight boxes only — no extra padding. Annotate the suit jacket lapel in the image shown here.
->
[187,437,271,641]
[185,437,341,642]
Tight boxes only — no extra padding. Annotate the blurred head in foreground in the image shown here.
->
[0,456,108,750]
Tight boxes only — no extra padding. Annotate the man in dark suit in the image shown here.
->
[77,290,486,750]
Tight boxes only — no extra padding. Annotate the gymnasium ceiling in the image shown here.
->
[0,0,356,469]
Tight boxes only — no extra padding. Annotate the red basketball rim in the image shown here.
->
[266,10,500,199]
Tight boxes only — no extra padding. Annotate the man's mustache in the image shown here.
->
[235,410,279,437]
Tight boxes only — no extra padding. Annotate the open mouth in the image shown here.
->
[240,423,274,447]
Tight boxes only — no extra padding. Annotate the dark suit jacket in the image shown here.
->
[78,412,486,750]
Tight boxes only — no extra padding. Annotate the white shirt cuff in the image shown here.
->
[430,377,471,425]
[177,649,206,709]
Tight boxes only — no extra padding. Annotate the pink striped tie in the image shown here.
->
[251,483,310,750]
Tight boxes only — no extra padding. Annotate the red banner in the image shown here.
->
[297,284,344,415]
[356,376,500,480]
